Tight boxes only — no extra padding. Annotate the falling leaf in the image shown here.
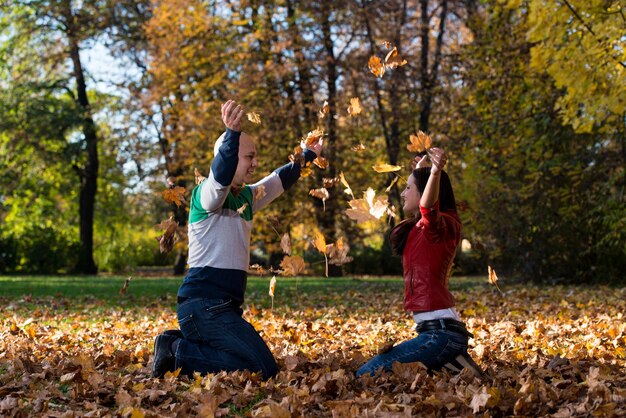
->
[347,97,362,117]
[119,277,132,296]
[372,163,402,173]
[318,101,329,119]
[253,185,266,202]
[155,215,178,253]
[194,168,206,185]
[303,128,325,147]
[280,233,291,255]
[236,202,249,215]
[327,237,353,266]
[385,176,399,192]
[279,255,305,276]
[313,156,329,169]
[289,145,306,167]
[368,55,385,78]
[346,188,394,223]
[250,264,267,275]
[488,265,505,296]
[162,186,187,207]
[300,166,313,178]
[323,177,341,188]
[309,187,330,211]
[384,46,408,69]
[351,143,366,152]
[339,171,354,199]
[313,230,327,254]
[247,112,261,124]
[269,276,277,309]
[313,231,329,277]
[407,131,432,153]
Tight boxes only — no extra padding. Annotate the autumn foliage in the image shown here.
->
[1,279,625,416]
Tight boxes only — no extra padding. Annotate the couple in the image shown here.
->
[151,100,481,380]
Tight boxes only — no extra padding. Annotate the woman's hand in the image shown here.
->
[411,154,430,170]
[428,147,448,174]
[221,100,245,132]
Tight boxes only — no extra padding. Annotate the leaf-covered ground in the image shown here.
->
[1,276,625,417]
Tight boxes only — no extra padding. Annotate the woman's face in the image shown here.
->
[401,174,421,216]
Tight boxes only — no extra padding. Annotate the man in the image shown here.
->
[152,100,323,379]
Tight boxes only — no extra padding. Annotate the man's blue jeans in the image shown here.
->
[175,298,278,379]
[356,328,468,377]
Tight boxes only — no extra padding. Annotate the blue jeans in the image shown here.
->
[175,298,277,379]
[356,328,468,377]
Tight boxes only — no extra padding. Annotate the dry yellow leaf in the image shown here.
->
[313,156,329,169]
[309,187,330,211]
[385,176,399,192]
[253,185,267,202]
[318,101,330,119]
[339,171,354,199]
[384,47,408,69]
[368,55,385,78]
[347,97,362,116]
[303,128,325,147]
[373,163,402,173]
[289,145,305,166]
[313,230,327,254]
[162,186,186,207]
[269,276,276,297]
[247,112,261,124]
[323,177,341,188]
[407,131,432,153]
[236,202,248,215]
[280,233,291,255]
[280,255,305,276]
[194,168,206,185]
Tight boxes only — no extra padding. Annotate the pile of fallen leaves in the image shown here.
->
[1,281,625,417]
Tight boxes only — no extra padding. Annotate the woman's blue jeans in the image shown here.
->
[175,298,277,379]
[356,328,468,377]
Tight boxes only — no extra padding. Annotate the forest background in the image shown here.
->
[1,0,624,283]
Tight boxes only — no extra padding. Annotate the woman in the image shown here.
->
[356,148,482,378]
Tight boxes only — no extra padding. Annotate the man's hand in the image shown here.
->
[221,100,245,132]
[428,147,448,174]
[301,137,324,156]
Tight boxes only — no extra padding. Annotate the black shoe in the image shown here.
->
[162,329,184,339]
[152,333,178,378]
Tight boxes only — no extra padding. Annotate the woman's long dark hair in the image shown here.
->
[389,167,457,255]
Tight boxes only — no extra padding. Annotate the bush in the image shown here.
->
[6,226,80,274]
[0,234,18,273]
[95,228,177,273]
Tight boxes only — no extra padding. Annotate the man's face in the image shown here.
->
[232,134,258,186]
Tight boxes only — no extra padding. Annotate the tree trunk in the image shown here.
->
[65,3,98,274]
[287,0,316,128]
[418,0,431,132]
[317,3,342,276]
[420,0,448,132]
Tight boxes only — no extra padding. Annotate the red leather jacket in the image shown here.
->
[401,202,461,312]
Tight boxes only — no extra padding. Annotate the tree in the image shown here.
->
[444,1,625,281]
[0,0,114,273]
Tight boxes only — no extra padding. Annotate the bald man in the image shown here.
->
[152,100,323,379]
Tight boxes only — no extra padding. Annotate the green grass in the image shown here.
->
[0,274,486,308]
